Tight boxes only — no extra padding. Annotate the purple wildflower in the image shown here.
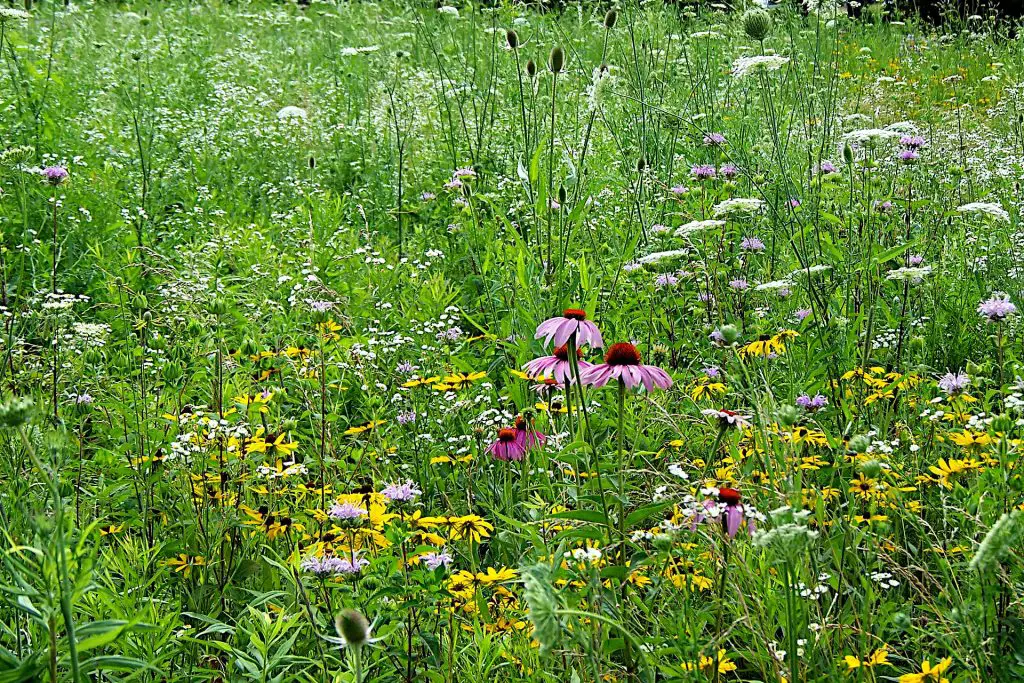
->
[42,166,68,186]
[381,480,422,503]
[740,236,766,252]
[978,294,1017,322]
[938,371,970,395]
[691,164,716,180]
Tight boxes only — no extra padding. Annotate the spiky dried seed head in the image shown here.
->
[604,9,617,28]
[506,29,518,50]
[335,609,370,647]
[548,46,564,74]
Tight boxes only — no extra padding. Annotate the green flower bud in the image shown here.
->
[719,324,741,345]
[0,397,33,428]
[776,404,800,427]
[859,459,883,478]
[848,434,871,455]
[335,609,371,647]
[742,8,772,41]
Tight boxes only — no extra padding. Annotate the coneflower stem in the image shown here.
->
[546,70,557,279]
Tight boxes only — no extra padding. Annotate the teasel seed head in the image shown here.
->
[548,46,564,74]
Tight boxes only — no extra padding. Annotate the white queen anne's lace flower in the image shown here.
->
[732,55,790,78]
[957,201,1010,223]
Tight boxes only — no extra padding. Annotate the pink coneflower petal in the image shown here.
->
[553,318,579,347]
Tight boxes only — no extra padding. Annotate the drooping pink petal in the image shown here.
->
[553,318,580,347]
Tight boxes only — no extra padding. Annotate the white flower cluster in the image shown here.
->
[731,55,790,78]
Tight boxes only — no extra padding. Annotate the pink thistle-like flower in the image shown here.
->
[42,166,68,186]
[580,342,673,392]
[523,344,592,385]
[488,427,527,462]
[535,308,604,349]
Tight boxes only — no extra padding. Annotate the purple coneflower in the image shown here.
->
[488,427,527,461]
[938,371,970,395]
[579,342,673,391]
[978,294,1017,322]
[691,488,756,538]
[523,343,592,385]
[702,408,751,430]
[515,415,546,449]
[535,308,604,349]
[691,164,716,180]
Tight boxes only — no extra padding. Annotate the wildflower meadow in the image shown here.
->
[1,0,1023,680]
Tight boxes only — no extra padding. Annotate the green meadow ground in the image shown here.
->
[0,0,1023,681]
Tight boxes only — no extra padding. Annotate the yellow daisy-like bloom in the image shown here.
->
[848,473,879,500]
[928,457,982,488]
[246,429,299,457]
[432,371,486,391]
[402,376,441,389]
[476,567,517,585]
[842,646,890,670]
[448,515,494,543]
[234,391,274,413]
[690,376,727,401]
[317,320,343,341]
[945,429,994,451]
[165,554,205,578]
[447,570,477,598]
[898,657,952,683]
[683,650,737,675]
[344,419,386,436]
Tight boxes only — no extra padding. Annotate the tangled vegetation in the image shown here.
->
[0,0,1023,681]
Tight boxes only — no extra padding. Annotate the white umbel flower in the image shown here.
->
[731,55,790,78]
[276,106,308,121]
[713,197,764,217]
[957,201,1010,223]
[674,219,725,237]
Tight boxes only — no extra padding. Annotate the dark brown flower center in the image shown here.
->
[604,342,642,366]
[563,308,587,320]
[497,428,518,443]
[553,344,582,361]
[718,488,742,505]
